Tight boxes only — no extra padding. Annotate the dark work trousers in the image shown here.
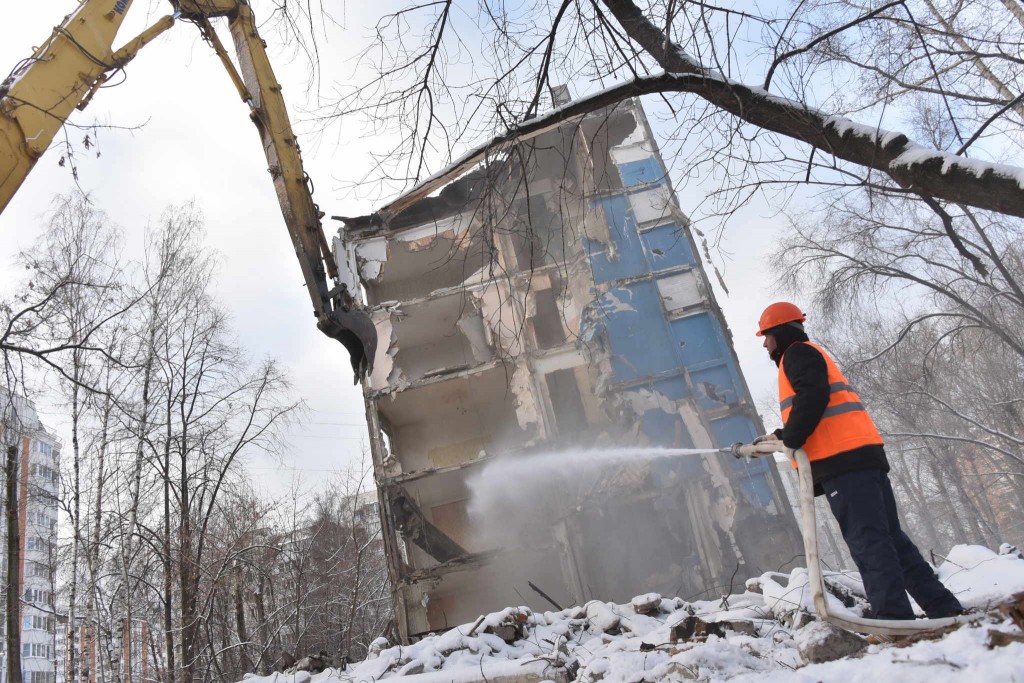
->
[821,468,963,619]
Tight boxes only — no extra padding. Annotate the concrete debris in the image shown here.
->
[999,543,1023,559]
[759,568,873,627]
[668,614,755,642]
[585,601,621,634]
[488,624,521,643]
[397,660,426,676]
[630,592,662,615]
[794,620,867,663]
[482,607,531,643]
[239,544,1024,683]
[987,629,1024,648]
[997,590,1024,632]
[651,661,697,680]
[287,651,352,672]
[291,654,326,674]
[368,636,390,658]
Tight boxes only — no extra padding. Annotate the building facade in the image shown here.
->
[337,96,800,641]
[1,391,60,683]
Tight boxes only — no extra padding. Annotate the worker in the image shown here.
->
[754,302,963,621]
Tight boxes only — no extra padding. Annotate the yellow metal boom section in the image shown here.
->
[224,5,341,307]
[0,0,174,208]
[0,0,375,380]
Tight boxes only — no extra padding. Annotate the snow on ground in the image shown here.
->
[239,545,1024,683]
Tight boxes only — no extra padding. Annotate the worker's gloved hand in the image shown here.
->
[752,430,781,445]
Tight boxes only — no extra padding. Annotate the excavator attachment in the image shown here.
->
[188,0,378,384]
[320,294,377,384]
[1,0,378,383]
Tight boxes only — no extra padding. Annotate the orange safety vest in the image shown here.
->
[779,341,883,463]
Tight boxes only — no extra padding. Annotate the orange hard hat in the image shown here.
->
[756,302,806,336]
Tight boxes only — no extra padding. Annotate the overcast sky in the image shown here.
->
[0,1,788,500]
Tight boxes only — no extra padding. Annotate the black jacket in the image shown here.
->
[770,330,889,491]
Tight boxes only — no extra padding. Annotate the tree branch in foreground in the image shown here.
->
[366,1,1024,225]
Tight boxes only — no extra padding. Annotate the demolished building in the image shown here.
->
[336,94,801,641]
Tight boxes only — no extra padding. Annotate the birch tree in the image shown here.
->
[33,193,127,683]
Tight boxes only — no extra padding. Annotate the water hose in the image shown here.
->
[789,446,976,635]
[730,440,976,635]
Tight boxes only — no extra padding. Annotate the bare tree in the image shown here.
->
[189,457,392,683]
[318,0,1024,230]
[32,192,127,683]
[0,198,310,683]
[776,187,1024,547]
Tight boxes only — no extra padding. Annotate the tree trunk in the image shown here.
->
[163,404,175,683]
[927,456,974,543]
[85,386,110,683]
[178,396,196,683]
[233,562,252,674]
[891,448,943,550]
[6,444,23,683]
[67,358,82,683]
[253,574,270,675]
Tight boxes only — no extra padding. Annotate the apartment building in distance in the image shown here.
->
[1,390,61,683]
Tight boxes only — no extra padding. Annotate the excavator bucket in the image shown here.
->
[319,305,377,384]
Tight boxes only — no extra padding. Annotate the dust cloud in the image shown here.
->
[465,446,722,602]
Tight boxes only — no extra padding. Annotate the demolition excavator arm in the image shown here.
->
[0,0,376,380]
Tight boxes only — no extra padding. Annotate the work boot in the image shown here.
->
[924,600,965,619]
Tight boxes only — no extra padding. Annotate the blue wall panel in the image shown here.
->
[585,196,648,284]
[669,313,727,367]
[690,365,739,411]
[618,158,663,187]
[652,377,689,401]
[709,414,774,507]
[640,408,692,448]
[598,283,678,382]
[580,150,780,511]
[640,223,695,270]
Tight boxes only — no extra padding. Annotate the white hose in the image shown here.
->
[789,447,976,635]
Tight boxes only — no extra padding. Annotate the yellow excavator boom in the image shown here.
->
[0,0,375,380]
[0,0,174,206]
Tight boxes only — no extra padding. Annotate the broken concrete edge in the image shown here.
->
[366,359,506,401]
[400,550,500,585]
[382,455,494,487]
[334,161,508,238]
[392,489,470,563]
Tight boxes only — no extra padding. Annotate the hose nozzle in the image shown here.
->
[724,440,785,459]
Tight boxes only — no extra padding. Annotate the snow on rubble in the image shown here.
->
[239,545,1024,683]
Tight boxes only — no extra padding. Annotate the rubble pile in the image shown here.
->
[242,545,1024,683]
